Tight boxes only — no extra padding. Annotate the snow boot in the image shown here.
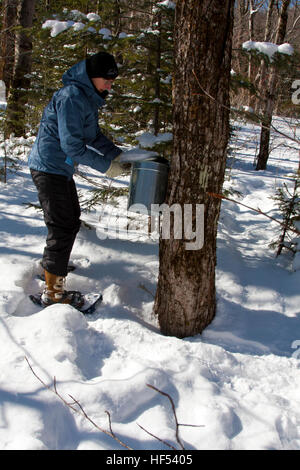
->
[41,270,84,309]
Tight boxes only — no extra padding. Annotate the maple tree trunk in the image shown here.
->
[153,0,234,338]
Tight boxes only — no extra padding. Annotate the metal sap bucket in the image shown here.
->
[127,156,169,215]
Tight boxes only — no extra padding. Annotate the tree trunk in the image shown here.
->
[153,11,161,135]
[113,0,122,35]
[234,0,249,105]
[5,0,36,138]
[255,0,291,171]
[247,0,263,107]
[153,0,234,338]
[236,0,249,67]
[0,0,18,97]
[255,0,275,112]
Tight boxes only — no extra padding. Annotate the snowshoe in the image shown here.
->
[29,291,102,315]
[31,270,102,314]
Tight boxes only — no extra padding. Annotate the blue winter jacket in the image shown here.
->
[28,60,122,179]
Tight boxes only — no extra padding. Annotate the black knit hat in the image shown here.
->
[86,51,119,79]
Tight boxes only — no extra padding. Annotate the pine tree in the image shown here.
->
[99,0,174,153]
[29,2,174,153]
[271,171,300,258]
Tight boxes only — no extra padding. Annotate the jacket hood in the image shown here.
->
[62,60,105,106]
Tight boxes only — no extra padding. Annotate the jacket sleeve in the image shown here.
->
[56,93,121,173]
[89,128,122,162]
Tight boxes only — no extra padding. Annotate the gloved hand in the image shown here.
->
[105,155,130,178]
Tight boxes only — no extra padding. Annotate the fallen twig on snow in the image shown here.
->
[207,192,300,236]
[146,384,185,450]
[138,283,155,299]
[136,422,177,450]
[25,358,203,451]
[25,356,133,450]
[145,384,204,451]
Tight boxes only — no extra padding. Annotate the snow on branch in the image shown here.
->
[157,0,176,9]
[41,10,114,39]
[242,40,294,61]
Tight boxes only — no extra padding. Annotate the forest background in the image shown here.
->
[0,0,299,166]
[0,1,299,450]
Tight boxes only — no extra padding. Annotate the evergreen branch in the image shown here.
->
[75,170,109,188]
[274,179,300,256]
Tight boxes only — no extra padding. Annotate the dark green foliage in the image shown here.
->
[270,173,300,257]
[80,186,129,212]
[0,133,30,182]
[21,1,174,210]
[26,1,174,147]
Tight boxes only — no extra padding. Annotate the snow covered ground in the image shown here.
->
[0,117,299,451]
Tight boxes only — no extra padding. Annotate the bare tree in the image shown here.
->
[153,0,234,338]
[247,0,265,107]
[255,0,292,170]
[235,0,250,60]
[256,0,276,104]
[0,0,18,97]
[5,0,36,138]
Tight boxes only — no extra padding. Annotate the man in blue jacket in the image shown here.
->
[29,51,125,308]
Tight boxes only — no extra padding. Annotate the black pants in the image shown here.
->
[31,169,81,277]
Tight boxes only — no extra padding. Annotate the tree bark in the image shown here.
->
[153,11,161,135]
[247,0,264,107]
[255,0,291,171]
[153,0,234,338]
[5,0,36,138]
[0,0,18,97]
[255,0,275,112]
